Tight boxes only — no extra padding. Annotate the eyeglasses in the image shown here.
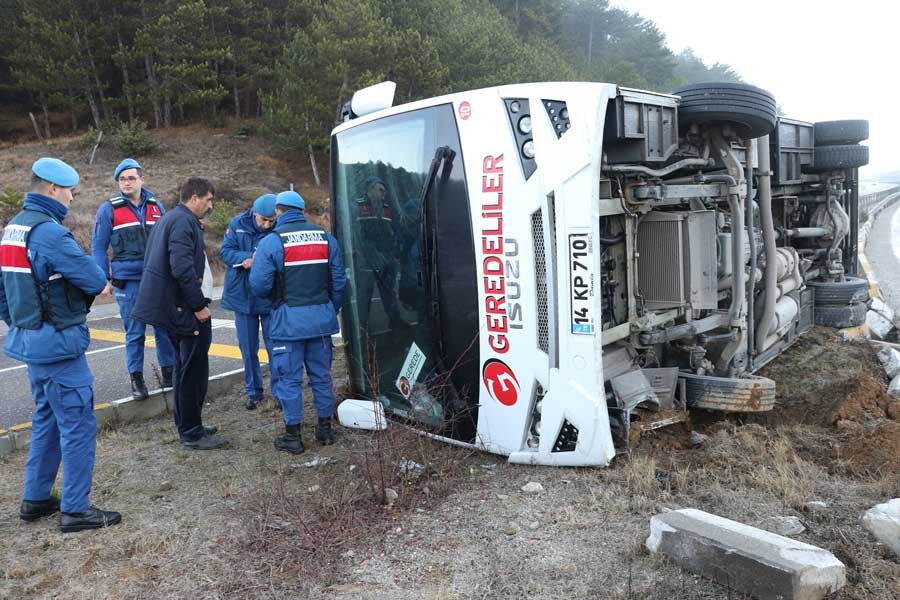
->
[118,176,140,183]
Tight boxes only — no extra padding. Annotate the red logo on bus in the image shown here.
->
[458,101,472,120]
[482,359,519,406]
[399,376,411,397]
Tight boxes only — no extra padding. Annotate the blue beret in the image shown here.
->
[275,190,305,210]
[365,176,386,189]
[252,193,277,217]
[114,158,142,181]
[32,157,79,187]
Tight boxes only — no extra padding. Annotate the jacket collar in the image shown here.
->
[23,192,68,223]
[275,210,307,228]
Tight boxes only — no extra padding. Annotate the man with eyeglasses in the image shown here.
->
[220,193,278,410]
[91,158,176,401]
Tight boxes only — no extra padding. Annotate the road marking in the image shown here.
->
[88,327,268,362]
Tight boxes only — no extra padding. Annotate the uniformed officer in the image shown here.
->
[249,191,347,454]
[0,158,121,532]
[220,193,277,410]
[91,158,176,400]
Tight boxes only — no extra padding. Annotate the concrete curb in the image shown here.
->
[0,368,247,458]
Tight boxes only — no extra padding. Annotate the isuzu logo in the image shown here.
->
[482,359,519,406]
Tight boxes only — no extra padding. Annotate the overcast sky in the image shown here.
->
[610,0,895,174]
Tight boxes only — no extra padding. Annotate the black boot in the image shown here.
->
[274,424,305,454]
[60,506,122,533]
[161,366,174,389]
[316,416,336,446]
[130,372,149,401]
[20,496,61,521]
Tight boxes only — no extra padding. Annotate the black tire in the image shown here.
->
[807,277,870,306]
[814,120,869,145]
[806,144,869,172]
[682,373,775,412]
[814,302,867,328]
[673,82,777,139]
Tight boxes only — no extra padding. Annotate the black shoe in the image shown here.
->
[161,366,174,389]
[60,506,122,533]
[245,395,262,411]
[130,372,149,401]
[181,433,229,450]
[274,425,305,454]
[20,497,61,522]
[204,425,219,436]
[316,417,336,446]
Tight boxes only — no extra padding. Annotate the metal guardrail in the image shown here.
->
[859,185,900,223]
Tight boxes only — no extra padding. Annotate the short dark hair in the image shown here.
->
[180,177,215,202]
[275,204,301,213]
[30,174,51,193]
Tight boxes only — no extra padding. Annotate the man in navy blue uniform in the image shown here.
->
[250,191,347,454]
[92,158,176,400]
[220,193,277,410]
[0,158,121,532]
[133,178,227,450]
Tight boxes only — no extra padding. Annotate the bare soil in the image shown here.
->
[0,328,899,599]
[2,133,900,598]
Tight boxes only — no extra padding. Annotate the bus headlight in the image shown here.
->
[518,115,532,135]
[522,140,535,159]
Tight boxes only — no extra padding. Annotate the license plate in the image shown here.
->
[569,233,594,334]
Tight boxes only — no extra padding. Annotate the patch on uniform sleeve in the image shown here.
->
[226,228,231,235]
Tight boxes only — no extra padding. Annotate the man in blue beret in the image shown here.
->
[220,193,278,410]
[249,191,347,453]
[0,158,121,532]
[91,158,175,400]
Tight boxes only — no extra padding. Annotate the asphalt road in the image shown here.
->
[865,200,900,314]
[0,290,254,431]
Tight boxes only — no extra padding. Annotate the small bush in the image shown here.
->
[0,186,24,222]
[205,199,235,237]
[111,120,157,156]
[79,126,102,150]
[235,121,257,137]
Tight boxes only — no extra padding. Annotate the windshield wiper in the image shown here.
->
[418,146,456,347]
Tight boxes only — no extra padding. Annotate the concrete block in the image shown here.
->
[94,402,117,428]
[0,434,13,457]
[890,375,900,400]
[867,309,894,340]
[647,508,845,600]
[207,368,246,398]
[862,498,900,557]
[878,347,900,380]
[9,427,31,451]
[113,394,168,423]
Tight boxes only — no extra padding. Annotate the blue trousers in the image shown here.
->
[23,354,96,513]
[234,312,273,398]
[168,320,212,442]
[115,279,175,374]
[271,337,334,426]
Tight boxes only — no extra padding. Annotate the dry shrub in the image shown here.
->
[622,454,662,511]
[698,424,824,509]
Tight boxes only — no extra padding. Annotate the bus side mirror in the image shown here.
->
[337,398,388,430]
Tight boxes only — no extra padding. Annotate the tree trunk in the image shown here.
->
[177,103,185,125]
[306,116,321,186]
[163,92,172,128]
[587,13,594,65]
[39,93,51,138]
[82,25,108,121]
[117,30,136,124]
[145,53,161,128]
[233,78,240,118]
[515,0,520,32]
[70,110,78,131]
[257,89,263,118]
[29,112,43,141]
[85,83,102,129]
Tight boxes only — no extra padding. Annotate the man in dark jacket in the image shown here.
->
[249,191,347,454]
[220,193,276,410]
[133,178,227,450]
[0,158,121,532]
[92,158,176,400]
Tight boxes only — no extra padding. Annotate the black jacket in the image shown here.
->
[134,204,209,335]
